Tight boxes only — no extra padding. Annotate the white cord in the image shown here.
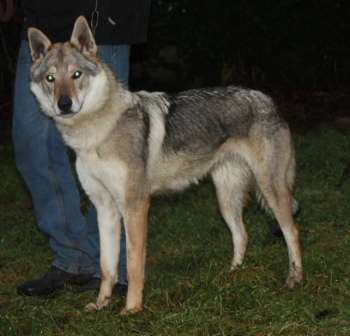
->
[90,0,99,35]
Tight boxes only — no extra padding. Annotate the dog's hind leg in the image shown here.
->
[120,194,150,315]
[250,134,303,288]
[211,160,251,270]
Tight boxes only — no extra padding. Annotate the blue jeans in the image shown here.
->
[12,40,129,284]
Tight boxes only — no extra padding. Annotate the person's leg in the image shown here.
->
[87,44,130,285]
[13,41,100,281]
[98,44,130,88]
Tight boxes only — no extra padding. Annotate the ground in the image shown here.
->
[0,95,350,335]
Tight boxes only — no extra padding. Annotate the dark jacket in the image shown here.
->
[21,0,151,44]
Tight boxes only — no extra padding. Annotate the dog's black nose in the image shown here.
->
[57,95,73,114]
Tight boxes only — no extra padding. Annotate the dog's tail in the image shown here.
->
[286,152,300,216]
[255,149,300,237]
[256,191,300,217]
[255,148,300,217]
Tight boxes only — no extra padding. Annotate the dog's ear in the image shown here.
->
[27,28,52,62]
[70,16,97,56]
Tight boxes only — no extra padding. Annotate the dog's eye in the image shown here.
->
[46,74,55,83]
[72,70,82,79]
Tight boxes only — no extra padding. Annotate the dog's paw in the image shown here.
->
[285,269,303,289]
[119,306,142,316]
[85,297,111,311]
[85,302,100,311]
[230,262,245,272]
[230,265,239,272]
[285,276,302,289]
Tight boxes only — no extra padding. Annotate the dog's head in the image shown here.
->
[28,16,107,119]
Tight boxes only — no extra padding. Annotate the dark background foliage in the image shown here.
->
[1,0,350,124]
[143,0,350,90]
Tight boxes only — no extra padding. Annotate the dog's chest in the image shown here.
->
[76,151,127,200]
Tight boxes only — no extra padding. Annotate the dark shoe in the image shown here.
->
[114,283,128,297]
[17,266,77,297]
[269,220,284,238]
[72,277,100,292]
[73,277,128,297]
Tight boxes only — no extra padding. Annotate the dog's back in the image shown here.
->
[137,87,291,197]
[162,87,284,154]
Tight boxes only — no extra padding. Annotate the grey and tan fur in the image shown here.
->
[28,16,303,314]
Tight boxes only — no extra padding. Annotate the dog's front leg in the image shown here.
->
[120,194,150,315]
[86,200,122,311]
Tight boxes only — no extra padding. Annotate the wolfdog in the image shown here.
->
[27,16,302,314]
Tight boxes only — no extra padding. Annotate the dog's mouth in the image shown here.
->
[58,111,78,118]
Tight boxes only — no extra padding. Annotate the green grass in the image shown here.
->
[1,126,350,335]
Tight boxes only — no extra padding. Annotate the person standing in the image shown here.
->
[13,0,151,296]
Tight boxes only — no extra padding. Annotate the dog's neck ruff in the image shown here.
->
[55,69,133,153]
